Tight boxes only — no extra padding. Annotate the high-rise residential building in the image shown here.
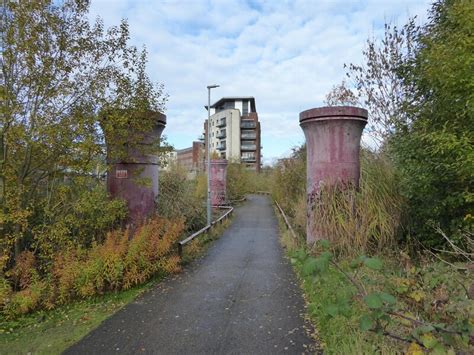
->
[203,97,262,172]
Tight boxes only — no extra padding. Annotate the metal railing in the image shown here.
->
[216,119,226,127]
[274,200,298,240]
[216,131,226,139]
[177,205,234,256]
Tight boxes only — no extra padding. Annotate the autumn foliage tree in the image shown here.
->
[0,0,168,267]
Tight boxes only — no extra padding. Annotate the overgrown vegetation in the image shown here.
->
[226,160,272,200]
[0,0,182,323]
[1,217,183,319]
[272,0,474,352]
[157,164,207,233]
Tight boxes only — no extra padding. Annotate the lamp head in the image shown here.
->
[207,84,220,89]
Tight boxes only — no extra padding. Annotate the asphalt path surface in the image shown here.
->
[65,195,317,354]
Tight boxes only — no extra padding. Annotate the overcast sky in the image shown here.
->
[88,0,431,164]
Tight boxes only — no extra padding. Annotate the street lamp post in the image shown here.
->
[207,84,219,226]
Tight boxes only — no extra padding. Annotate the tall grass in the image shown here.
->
[310,152,404,255]
[272,147,404,256]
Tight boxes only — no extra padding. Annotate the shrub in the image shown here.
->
[0,277,12,308]
[157,165,206,232]
[226,162,272,199]
[226,162,251,200]
[123,218,183,289]
[52,249,82,304]
[8,251,38,290]
[32,184,127,264]
[2,217,184,318]
[3,280,46,318]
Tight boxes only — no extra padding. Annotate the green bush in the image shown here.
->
[390,127,474,247]
[389,0,474,247]
[157,165,206,232]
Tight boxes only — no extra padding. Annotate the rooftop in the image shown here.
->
[205,97,256,113]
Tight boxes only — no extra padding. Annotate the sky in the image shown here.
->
[88,0,431,165]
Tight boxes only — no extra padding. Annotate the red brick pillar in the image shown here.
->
[107,112,166,225]
[299,106,367,245]
[210,159,228,206]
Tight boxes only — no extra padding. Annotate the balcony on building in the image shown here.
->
[240,120,256,129]
[216,143,226,151]
[241,131,256,140]
[241,156,256,163]
[198,134,205,141]
[216,130,226,139]
[241,143,256,151]
[216,118,226,127]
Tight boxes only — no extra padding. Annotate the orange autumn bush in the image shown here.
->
[0,217,184,319]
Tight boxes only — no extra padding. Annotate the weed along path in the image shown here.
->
[65,195,317,354]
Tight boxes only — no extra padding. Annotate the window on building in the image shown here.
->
[242,100,249,116]
[223,101,235,110]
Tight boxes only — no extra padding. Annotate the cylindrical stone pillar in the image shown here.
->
[299,106,368,245]
[210,159,228,206]
[107,112,166,225]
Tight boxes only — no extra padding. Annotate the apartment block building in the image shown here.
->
[203,97,262,172]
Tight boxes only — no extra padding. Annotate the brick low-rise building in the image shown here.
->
[176,141,204,178]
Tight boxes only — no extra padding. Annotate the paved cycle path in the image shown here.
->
[66,195,317,354]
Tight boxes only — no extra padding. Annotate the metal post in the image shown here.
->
[206,84,219,226]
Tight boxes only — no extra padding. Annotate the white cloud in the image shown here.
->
[89,0,431,160]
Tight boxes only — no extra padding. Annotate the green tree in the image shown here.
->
[0,0,168,265]
[390,0,474,245]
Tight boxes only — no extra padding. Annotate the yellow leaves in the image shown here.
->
[408,290,426,303]
[396,312,417,327]
[393,277,414,294]
[406,342,423,355]
[420,333,437,349]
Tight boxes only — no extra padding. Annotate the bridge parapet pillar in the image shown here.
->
[106,111,166,225]
[299,106,368,245]
[210,159,228,206]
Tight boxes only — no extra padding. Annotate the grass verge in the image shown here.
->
[0,277,158,355]
[276,207,473,354]
[276,210,398,354]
